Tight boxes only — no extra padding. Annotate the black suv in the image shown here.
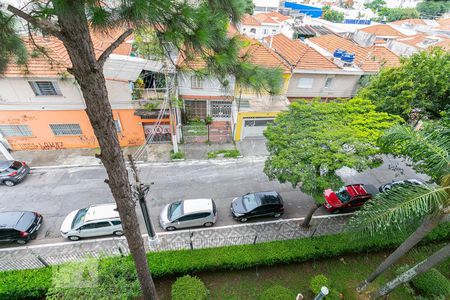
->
[0,160,30,186]
[0,211,43,244]
[231,191,284,222]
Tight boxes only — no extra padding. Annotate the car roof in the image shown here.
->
[254,191,281,204]
[0,160,14,170]
[0,211,27,228]
[84,204,120,222]
[182,199,213,214]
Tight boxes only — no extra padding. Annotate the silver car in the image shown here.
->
[159,199,217,231]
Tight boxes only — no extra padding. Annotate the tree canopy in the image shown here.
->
[357,47,450,121]
[322,5,345,23]
[417,1,450,19]
[0,11,27,74]
[378,8,419,22]
[264,99,401,200]
[364,0,386,13]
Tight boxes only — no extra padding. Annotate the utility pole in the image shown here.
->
[0,133,13,160]
[128,154,158,246]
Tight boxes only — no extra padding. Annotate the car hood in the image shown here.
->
[60,210,79,232]
[324,189,342,207]
[231,197,247,214]
[159,204,170,224]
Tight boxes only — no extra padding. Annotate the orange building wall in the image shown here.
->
[0,109,146,151]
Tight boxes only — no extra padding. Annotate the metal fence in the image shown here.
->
[0,214,351,271]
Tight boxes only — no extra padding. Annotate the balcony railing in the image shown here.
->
[132,87,167,110]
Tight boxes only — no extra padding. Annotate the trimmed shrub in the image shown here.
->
[310,274,329,294]
[0,222,449,299]
[260,285,295,300]
[411,268,450,298]
[171,275,209,300]
[170,150,185,160]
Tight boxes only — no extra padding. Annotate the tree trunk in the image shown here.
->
[52,3,157,299]
[370,243,450,299]
[357,213,444,292]
[302,203,322,228]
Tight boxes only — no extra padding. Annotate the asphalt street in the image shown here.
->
[0,156,427,247]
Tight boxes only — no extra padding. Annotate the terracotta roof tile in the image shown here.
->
[4,28,134,77]
[265,34,339,70]
[434,39,450,51]
[436,18,450,30]
[240,14,261,26]
[253,13,278,24]
[264,11,290,22]
[309,34,400,72]
[391,19,427,26]
[360,24,406,37]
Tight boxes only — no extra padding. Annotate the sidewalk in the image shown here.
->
[8,139,268,167]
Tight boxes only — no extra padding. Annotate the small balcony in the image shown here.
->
[132,88,169,119]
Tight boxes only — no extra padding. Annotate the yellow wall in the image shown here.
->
[0,109,146,151]
[234,111,280,141]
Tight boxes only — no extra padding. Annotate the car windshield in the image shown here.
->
[336,188,351,203]
[15,212,35,231]
[71,208,88,229]
[9,161,23,171]
[168,201,183,221]
[242,194,260,211]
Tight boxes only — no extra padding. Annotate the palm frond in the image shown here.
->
[348,185,449,236]
[378,124,450,182]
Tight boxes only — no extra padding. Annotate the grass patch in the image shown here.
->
[207,149,241,159]
[170,151,185,160]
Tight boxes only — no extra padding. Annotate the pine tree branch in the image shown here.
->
[97,28,133,66]
[7,5,64,41]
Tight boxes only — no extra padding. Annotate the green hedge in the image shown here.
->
[171,275,209,300]
[411,268,450,298]
[1,223,449,299]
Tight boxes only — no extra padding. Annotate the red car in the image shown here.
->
[323,184,375,213]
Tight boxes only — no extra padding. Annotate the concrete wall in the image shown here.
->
[178,72,235,97]
[286,73,360,99]
[0,109,145,150]
[387,40,418,57]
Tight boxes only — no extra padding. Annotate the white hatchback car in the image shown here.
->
[60,204,123,241]
[159,198,217,231]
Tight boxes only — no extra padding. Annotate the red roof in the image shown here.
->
[391,19,427,26]
[265,34,339,70]
[360,24,406,37]
[240,14,261,26]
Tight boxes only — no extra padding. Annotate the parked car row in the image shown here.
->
[0,160,30,187]
[0,178,425,244]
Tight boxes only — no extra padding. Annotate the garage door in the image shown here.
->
[242,118,274,139]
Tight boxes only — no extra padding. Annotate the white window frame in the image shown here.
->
[0,125,32,137]
[263,29,269,35]
[297,78,314,89]
[191,76,203,89]
[114,119,122,133]
[29,81,62,96]
[324,78,333,89]
[49,124,82,136]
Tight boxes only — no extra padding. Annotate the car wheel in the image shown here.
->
[203,222,214,227]
[16,239,27,245]
[68,236,80,241]
[3,180,15,187]
[239,218,248,222]
[113,230,124,236]
[273,213,281,218]
[166,226,176,231]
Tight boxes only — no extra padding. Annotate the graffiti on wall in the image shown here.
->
[11,141,65,151]
[2,115,38,125]
[78,136,97,145]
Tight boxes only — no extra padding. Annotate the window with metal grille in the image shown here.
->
[324,78,333,88]
[210,101,232,118]
[49,124,82,136]
[29,81,62,96]
[114,120,122,133]
[0,125,32,137]
[184,100,207,119]
[191,76,203,89]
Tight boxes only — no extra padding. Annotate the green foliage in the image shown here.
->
[417,1,450,19]
[358,47,450,120]
[244,0,255,14]
[0,11,27,74]
[310,274,329,294]
[204,115,213,125]
[132,27,165,59]
[259,285,295,300]
[171,275,209,300]
[364,0,386,13]
[379,8,419,22]
[411,268,450,298]
[1,222,449,299]
[208,149,240,159]
[264,99,401,200]
[170,150,185,160]
[322,6,345,23]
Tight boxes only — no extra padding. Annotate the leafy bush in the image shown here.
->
[1,222,449,299]
[310,274,329,294]
[411,268,450,298]
[171,275,209,300]
[259,285,295,300]
[207,149,240,159]
[170,150,185,160]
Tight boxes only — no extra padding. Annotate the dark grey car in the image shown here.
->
[0,211,43,244]
[0,160,30,187]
